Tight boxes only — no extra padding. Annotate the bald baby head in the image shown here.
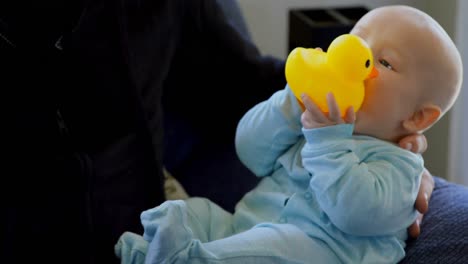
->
[387,5,462,116]
[351,5,463,141]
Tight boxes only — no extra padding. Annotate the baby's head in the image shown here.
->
[351,5,463,143]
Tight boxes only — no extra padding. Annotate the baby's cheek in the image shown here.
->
[353,112,369,134]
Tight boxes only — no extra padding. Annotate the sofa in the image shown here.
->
[163,0,468,263]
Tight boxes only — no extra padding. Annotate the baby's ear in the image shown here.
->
[403,104,441,133]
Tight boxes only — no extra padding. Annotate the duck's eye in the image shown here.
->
[365,59,370,68]
[379,59,393,70]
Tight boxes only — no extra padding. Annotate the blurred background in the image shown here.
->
[236,0,468,186]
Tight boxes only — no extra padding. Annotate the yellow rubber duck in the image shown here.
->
[285,34,379,117]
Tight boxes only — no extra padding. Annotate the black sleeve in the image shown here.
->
[163,0,286,140]
[161,0,286,212]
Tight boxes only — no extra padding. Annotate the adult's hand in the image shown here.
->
[399,135,435,238]
[408,168,435,238]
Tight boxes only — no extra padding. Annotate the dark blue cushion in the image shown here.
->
[400,176,468,263]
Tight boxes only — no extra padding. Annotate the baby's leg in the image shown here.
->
[115,231,148,264]
[149,222,340,264]
[117,198,233,263]
[115,198,234,264]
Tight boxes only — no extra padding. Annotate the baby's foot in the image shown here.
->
[142,200,194,262]
[115,232,148,264]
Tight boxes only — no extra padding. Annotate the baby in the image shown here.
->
[115,5,462,264]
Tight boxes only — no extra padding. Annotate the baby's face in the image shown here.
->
[350,6,450,142]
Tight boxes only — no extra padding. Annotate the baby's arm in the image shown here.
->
[235,85,303,176]
[301,93,423,236]
[302,132,423,236]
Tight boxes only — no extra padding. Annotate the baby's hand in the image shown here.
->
[301,92,355,129]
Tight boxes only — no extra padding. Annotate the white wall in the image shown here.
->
[449,0,468,185]
[237,0,425,59]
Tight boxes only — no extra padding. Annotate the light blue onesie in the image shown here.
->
[115,86,424,264]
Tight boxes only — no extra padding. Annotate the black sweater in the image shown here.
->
[1,0,285,263]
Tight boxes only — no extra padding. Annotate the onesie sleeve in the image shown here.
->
[301,124,423,236]
[235,85,303,177]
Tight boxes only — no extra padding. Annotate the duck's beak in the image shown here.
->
[366,66,379,79]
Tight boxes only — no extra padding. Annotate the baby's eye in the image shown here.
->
[379,59,393,70]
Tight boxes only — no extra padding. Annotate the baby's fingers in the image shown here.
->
[344,106,356,124]
[301,93,328,123]
[326,92,342,123]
